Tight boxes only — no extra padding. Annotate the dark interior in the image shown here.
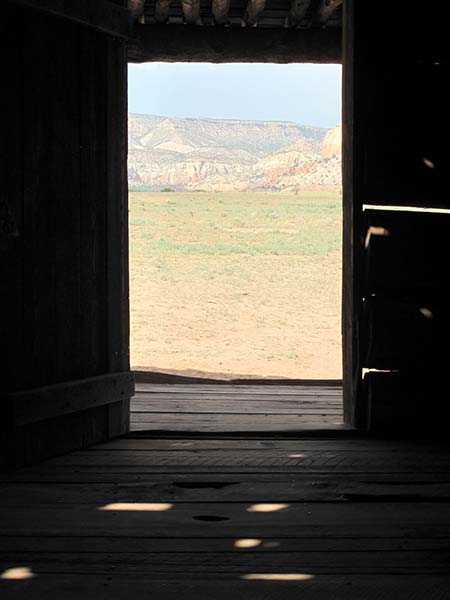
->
[1,1,450,597]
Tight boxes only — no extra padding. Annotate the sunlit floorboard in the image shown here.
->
[2,386,450,598]
[131,383,346,432]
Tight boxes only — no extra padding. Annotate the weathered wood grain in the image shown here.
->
[128,384,343,433]
[316,0,342,24]
[1,502,449,538]
[134,394,342,403]
[2,4,132,468]
[3,548,450,574]
[36,447,450,474]
[181,0,202,24]
[135,384,343,395]
[79,27,108,379]
[243,0,267,26]
[288,0,311,27]
[3,467,449,484]
[2,574,450,600]
[128,24,342,63]
[2,390,450,599]
[106,35,129,375]
[154,0,171,23]
[2,476,450,504]
[89,437,445,451]
[212,0,231,24]
[130,414,345,433]
[8,372,134,426]
[132,401,342,415]
[3,534,450,553]
[341,0,363,428]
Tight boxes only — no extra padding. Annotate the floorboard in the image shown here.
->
[130,384,345,433]
[2,385,450,598]
[2,574,450,600]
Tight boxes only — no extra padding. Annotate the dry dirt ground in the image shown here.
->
[129,191,342,380]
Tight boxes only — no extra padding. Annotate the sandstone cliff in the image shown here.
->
[321,124,342,159]
[128,114,341,191]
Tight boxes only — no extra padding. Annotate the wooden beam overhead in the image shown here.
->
[128,24,342,63]
[7,0,133,38]
[154,0,171,24]
[317,0,343,24]
[182,0,202,25]
[243,0,267,26]
[288,0,311,27]
[212,0,231,25]
[128,0,145,23]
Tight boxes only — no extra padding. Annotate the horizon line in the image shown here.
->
[128,112,339,129]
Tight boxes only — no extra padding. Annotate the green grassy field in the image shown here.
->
[129,190,343,379]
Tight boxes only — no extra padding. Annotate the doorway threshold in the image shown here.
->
[130,383,346,435]
[133,369,342,387]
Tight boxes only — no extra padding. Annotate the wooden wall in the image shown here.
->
[343,1,449,433]
[1,3,133,468]
[3,0,446,454]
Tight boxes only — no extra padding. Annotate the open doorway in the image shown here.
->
[128,62,342,385]
[127,62,344,433]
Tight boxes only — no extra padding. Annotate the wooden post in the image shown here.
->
[342,0,363,427]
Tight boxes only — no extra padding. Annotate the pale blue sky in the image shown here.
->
[128,63,342,128]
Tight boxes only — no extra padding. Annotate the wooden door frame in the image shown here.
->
[128,13,359,418]
[341,0,365,428]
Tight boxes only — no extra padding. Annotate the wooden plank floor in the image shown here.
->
[2,385,450,598]
[131,383,346,432]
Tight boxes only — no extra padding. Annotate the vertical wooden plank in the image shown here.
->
[79,28,108,378]
[108,398,131,438]
[22,15,58,389]
[1,6,24,393]
[342,0,363,426]
[1,6,25,467]
[53,22,82,383]
[82,405,110,447]
[21,15,84,388]
[106,36,130,375]
[2,7,133,468]
[353,10,446,208]
[25,412,85,465]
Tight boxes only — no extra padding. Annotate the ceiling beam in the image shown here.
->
[243,0,267,27]
[182,0,202,25]
[128,24,342,64]
[212,0,231,25]
[128,0,145,23]
[316,0,342,25]
[288,0,311,27]
[154,0,171,24]
[7,0,133,38]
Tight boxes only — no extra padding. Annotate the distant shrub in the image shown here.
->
[161,187,175,192]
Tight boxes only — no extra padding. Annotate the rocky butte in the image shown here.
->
[128,114,342,192]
